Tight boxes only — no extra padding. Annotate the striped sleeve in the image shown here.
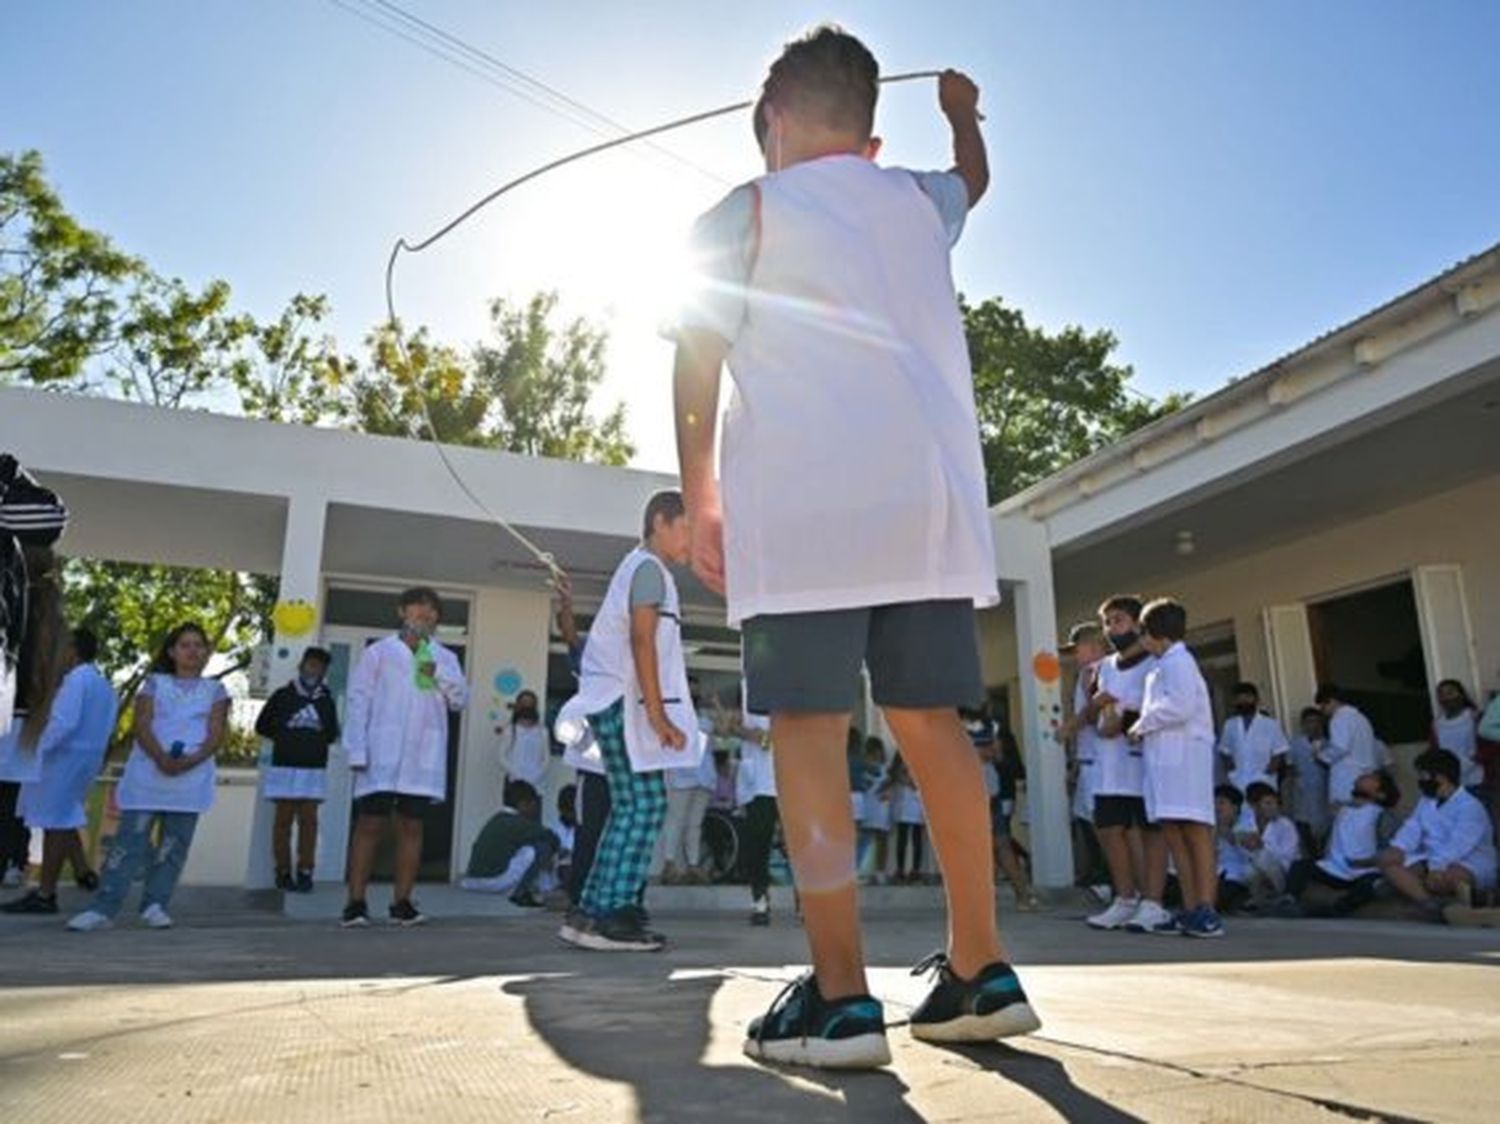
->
[0,455,68,544]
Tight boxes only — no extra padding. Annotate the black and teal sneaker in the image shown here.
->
[908,952,1042,1043]
[743,972,891,1069]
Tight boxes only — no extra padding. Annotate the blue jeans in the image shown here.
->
[92,810,199,918]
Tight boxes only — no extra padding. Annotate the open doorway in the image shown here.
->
[1307,579,1432,743]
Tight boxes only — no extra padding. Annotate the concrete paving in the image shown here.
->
[1,890,1496,1123]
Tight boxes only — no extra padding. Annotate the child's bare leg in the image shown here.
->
[885,708,1005,978]
[272,801,296,875]
[995,837,1032,898]
[38,830,70,896]
[874,831,888,877]
[1098,826,1138,899]
[296,801,319,872]
[771,712,866,1000]
[1380,855,1429,904]
[394,814,423,903]
[1159,822,1190,907]
[346,815,384,903]
[1185,823,1217,909]
[1142,826,1169,902]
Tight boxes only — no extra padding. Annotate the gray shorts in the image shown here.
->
[743,600,984,715]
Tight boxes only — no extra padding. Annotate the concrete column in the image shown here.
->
[994,515,1073,889]
[244,494,329,889]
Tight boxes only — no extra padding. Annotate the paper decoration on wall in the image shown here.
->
[1031,650,1061,684]
[272,600,317,637]
[494,669,523,696]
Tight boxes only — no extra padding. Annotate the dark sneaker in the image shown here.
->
[75,870,100,893]
[275,871,295,893]
[1180,906,1226,939]
[294,871,315,894]
[1,890,59,915]
[908,952,1042,1043]
[389,899,428,927]
[340,900,370,928]
[508,889,546,909]
[743,972,890,1069]
[749,897,770,927]
[557,907,594,947]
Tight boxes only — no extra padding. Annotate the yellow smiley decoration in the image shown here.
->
[272,600,318,637]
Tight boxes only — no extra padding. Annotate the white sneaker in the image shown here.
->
[66,909,114,932]
[1124,899,1179,935]
[1086,895,1140,930]
[140,904,173,929]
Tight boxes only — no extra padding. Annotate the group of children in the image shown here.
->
[1060,594,1500,930]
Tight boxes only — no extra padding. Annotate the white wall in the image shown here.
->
[451,585,554,876]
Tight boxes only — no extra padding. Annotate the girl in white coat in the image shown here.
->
[341,587,468,929]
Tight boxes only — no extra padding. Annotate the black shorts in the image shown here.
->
[1093,795,1149,830]
[353,791,431,819]
[743,599,984,714]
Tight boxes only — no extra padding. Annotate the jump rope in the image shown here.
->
[380,71,952,590]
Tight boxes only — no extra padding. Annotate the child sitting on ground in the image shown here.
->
[1214,785,1253,915]
[1239,781,1300,908]
[1282,769,1400,916]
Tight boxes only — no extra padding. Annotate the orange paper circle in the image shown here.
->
[1032,650,1061,684]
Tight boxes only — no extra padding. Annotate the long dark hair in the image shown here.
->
[151,622,210,676]
[18,545,68,748]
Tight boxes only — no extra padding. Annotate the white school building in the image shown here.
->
[3,240,1497,891]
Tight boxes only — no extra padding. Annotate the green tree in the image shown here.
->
[64,559,276,755]
[471,292,633,465]
[346,294,634,466]
[229,292,348,426]
[0,150,140,384]
[963,296,1189,501]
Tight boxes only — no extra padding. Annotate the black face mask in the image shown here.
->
[1235,703,1257,718]
[514,706,540,723]
[1108,630,1139,653]
[1417,778,1440,799]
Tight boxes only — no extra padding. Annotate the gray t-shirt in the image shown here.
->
[628,557,666,609]
[681,169,971,345]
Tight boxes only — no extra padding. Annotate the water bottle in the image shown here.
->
[414,638,437,692]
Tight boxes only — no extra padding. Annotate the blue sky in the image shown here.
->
[6,1,1500,470]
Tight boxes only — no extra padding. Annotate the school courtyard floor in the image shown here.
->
[0,890,1495,1124]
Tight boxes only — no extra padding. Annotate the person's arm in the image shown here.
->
[133,689,175,774]
[321,695,341,745]
[36,670,84,756]
[1129,665,1194,739]
[254,689,286,740]
[181,689,229,770]
[343,645,379,770]
[1479,697,1500,742]
[1431,801,1490,870]
[674,327,729,595]
[1385,810,1421,862]
[938,70,988,207]
[1316,714,1350,765]
[630,602,686,750]
[433,647,469,712]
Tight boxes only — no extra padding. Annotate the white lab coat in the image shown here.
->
[18,662,117,829]
[1318,704,1381,806]
[1130,643,1216,825]
[1217,712,1289,793]
[555,547,704,774]
[1390,788,1498,889]
[344,634,467,802]
[1318,801,1384,882]
[1434,710,1482,788]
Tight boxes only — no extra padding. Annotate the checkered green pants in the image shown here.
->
[579,700,667,917]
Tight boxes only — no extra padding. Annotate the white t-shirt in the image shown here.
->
[116,674,229,814]
[685,156,997,625]
[735,710,776,803]
[1093,654,1153,798]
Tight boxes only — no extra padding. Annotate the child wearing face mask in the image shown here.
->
[500,689,550,791]
[257,646,340,893]
[1216,683,1288,796]
[1431,679,1483,795]
[340,587,468,929]
[1379,748,1497,921]
[1282,768,1399,916]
